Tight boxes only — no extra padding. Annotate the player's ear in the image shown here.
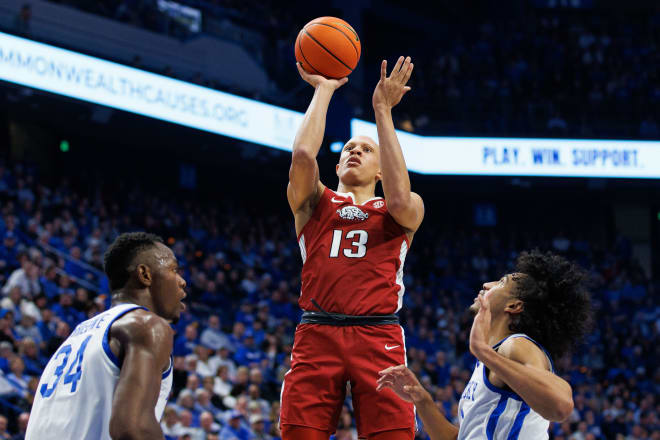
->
[375,169,382,182]
[505,299,524,315]
[336,162,340,176]
[136,263,153,287]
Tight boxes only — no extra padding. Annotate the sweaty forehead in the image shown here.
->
[154,243,176,263]
[346,136,378,150]
[138,242,176,267]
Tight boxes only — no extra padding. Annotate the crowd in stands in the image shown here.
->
[32,1,660,140]
[390,8,660,139]
[0,157,657,439]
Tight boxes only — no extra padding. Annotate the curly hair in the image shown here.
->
[510,250,592,361]
[103,232,163,292]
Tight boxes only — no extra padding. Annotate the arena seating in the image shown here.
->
[0,159,656,439]
[35,1,660,139]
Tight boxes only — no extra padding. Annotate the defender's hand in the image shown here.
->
[469,293,494,360]
[372,56,414,111]
[377,364,429,404]
[297,63,348,90]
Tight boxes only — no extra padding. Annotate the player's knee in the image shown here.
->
[281,424,332,440]
[367,427,415,440]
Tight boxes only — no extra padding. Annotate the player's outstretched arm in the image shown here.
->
[287,64,347,216]
[372,56,424,233]
[378,365,458,440]
[470,294,574,422]
[108,311,173,440]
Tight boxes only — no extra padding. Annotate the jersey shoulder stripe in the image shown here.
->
[101,304,147,369]
[495,333,554,373]
[483,333,554,400]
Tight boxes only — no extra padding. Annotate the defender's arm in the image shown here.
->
[108,311,172,440]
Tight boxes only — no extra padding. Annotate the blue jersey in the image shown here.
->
[26,304,173,439]
[458,333,554,440]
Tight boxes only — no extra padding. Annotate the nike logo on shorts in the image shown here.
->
[385,344,400,350]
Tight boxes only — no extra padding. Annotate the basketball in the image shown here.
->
[295,17,361,79]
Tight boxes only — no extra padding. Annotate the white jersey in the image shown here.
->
[26,303,173,440]
[457,334,553,440]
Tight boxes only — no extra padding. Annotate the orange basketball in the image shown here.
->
[295,17,361,79]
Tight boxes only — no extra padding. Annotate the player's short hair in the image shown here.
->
[103,232,164,292]
[511,250,592,361]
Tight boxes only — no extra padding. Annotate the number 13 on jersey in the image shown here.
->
[329,229,369,258]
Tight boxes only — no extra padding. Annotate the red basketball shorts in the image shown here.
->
[280,323,415,437]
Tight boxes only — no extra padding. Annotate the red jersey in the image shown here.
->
[297,187,410,315]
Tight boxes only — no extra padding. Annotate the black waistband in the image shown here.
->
[300,311,399,326]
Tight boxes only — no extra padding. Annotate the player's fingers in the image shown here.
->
[377,383,393,392]
[379,366,394,375]
[377,380,395,391]
[398,57,411,82]
[338,77,349,87]
[391,56,404,78]
[379,364,404,375]
[390,366,406,376]
[377,375,397,387]
[380,60,387,80]
[402,367,416,379]
[296,62,306,76]
[376,375,393,385]
[403,86,412,94]
[402,62,414,85]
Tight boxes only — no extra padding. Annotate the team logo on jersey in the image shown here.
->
[373,200,384,209]
[337,206,369,221]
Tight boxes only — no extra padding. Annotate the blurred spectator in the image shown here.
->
[15,314,41,345]
[200,315,230,351]
[249,414,272,440]
[13,4,32,36]
[0,310,17,348]
[179,409,203,438]
[45,321,70,357]
[0,415,10,440]
[17,338,44,377]
[11,412,28,440]
[175,323,199,357]
[194,345,216,378]
[0,287,37,324]
[161,406,185,439]
[2,259,40,298]
[5,357,30,399]
[199,411,221,437]
[194,388,222,419]
[50,292,84,329]
[219,410,252,440]
[213,365,233,399]
[639,116,659,138]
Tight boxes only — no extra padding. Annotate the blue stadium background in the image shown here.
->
[0,0,658,439]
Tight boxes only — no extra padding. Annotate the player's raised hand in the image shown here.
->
[372,56,414,111]
[469,293,493,359]
[296,62,348,90]
[377,365,429,404]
